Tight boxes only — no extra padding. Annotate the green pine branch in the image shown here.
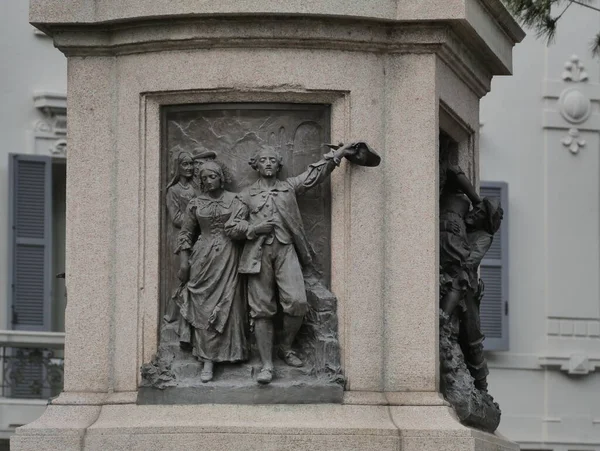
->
[503,0,600,56]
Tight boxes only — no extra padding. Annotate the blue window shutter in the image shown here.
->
[9,154,53,331]
[479,181,508,351]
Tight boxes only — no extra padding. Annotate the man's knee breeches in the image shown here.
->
[247,241,308,319]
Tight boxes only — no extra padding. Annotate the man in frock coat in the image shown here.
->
[225,142,366,384]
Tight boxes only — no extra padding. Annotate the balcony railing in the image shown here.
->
[0,330,64,400]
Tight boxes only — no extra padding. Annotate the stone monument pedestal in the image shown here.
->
[13,401,517,451]
[14,2,524,449]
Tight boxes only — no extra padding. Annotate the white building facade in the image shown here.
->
[1,1,599,450]
[0,2,66,447]
[481,3,600,450]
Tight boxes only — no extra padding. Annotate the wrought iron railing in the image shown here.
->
[0,331,65,400]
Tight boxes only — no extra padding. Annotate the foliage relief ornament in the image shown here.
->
[50,139,67,156]
[557,55,592,156]
[561,128,586,155]
[558,86,592,127]
[562,55,589,83]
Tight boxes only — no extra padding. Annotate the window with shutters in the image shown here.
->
[479,181,509,351]
[8,155,66,332]
[6,154,66,399]
[8,155,53,332]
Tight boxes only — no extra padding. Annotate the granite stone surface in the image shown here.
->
[14,2,523,449]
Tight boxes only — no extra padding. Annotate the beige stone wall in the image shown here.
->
[59,48,493,401]
[64,57,115,393]
[54,15,507,396]
[64,47,439,394]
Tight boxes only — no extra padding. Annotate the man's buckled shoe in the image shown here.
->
[278,349,303,367]
[257,367,273,384]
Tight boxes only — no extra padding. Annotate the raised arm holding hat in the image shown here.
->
[225,141,377,384]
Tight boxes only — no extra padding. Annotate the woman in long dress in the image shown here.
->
[176,161,248,382]
[164,151,196,346]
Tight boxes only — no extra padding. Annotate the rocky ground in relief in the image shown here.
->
[439,309,501,433]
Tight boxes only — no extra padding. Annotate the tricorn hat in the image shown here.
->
[466,197,503,235]
[192,150,217,160]
[325,142,381,167]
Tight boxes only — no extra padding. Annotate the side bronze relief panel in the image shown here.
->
[139,103,380,405]
[438,131,504,433]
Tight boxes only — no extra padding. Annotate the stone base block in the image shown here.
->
[137,380,343,405]
[12,399,519,451]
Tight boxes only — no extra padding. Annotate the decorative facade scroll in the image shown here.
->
[544,55,599,156]
[32,92,67,158]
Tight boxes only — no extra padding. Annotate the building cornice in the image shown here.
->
[31,2,523,81]
[33,91,67,116]
[30,0,524,44]
[478,0,525,43]
[42,18,499,97]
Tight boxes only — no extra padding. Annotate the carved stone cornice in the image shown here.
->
[538,354,599,375]
[34,91,67,116]
[33,91,67,158]
[41,18,507,97]
[538,316,600,375]
[30,0,524,42]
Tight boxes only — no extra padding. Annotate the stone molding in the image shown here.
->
[488,352,600,375]
[33,91,66,114]
[547,317,600,339]
[32,91,67,158]
[41,18,512,97]
[0,330,65,349]
[12,403,519,451]
[32,26,50,37]
[487,317,600,375]
[477,0,524,42]
[30,0,524,42]
[541,317,600,375]
[486,316,600,375]
[538,354,600,375]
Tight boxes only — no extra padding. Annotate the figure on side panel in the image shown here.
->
[164,151,196,347]
[438,131,504,433]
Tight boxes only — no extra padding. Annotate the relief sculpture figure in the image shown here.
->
[439,157,483,322]
[176,161,248,383]
[191,150,217,195]
[462,197,503,386]
[225,142,373,384]
[141,105,381,403]
[164,151,196,345]
[438,135,504,433]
